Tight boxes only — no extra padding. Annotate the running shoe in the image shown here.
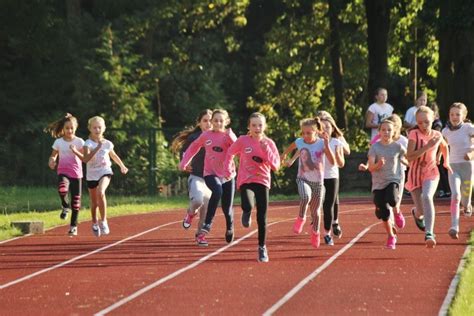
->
[68,226,78,236]
[241,211,251,228]
[394,212,406,229]
[425,232,436,248]
[385,235,397,250]
[100,221,110,235]
[411,208,425,231]
[448,228,459,240]
[225,228,234,243]
[196,232,208,247]
[182,211,195,229]
[60,207,70,220]
[463,205,472,217]
[258,245,269,263]
[310,230,321,248]
[332,223,342,238]
[92,223,101,237]
[324,235,334,246]
[293,216,306,234]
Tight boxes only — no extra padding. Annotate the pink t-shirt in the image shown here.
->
[405,129,441,191]
[52,137,85,178]
[180,129,237,178]
[223,135,280,189]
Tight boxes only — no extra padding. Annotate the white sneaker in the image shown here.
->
[92,223,101,237]
[68,226,78,236]
[100,221,110,235]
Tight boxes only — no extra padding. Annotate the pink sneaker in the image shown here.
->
[310,230,320,248]
[394,212,405,229]
[195,232,208,247]
[293,216,306,234]
[386,235,397,249]
[182,212,195,229]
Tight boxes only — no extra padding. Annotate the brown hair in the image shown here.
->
[320,116,343,138]
[300,117,323,132]
[171,109,212,154]
[449,102,470,122]
[44,113,79,138]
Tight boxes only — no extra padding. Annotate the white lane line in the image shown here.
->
[263,222,380,316]
[438,242,473,316]
[94,219,292,316]
[0,220,180,290]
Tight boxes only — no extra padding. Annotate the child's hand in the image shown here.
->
[465,151,474,161]
[120,166,129,174]
[358,163,368,172]
[260,139,269,151]
[321,131,330,142]
[377,157,386,167]
[427,135,442,148]
[444,162,453,174]
[48,158,56,170]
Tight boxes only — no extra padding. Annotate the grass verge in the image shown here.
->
[449,231,474,315]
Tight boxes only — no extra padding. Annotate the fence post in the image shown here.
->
[147,129,157,195]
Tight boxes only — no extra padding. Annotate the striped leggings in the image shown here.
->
[296,178,323,232]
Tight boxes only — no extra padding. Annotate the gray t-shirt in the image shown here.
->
[368,141,406,191]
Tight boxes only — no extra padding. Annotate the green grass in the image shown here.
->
[449,231,474,315]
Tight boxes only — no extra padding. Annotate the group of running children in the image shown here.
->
[46,88,473,263]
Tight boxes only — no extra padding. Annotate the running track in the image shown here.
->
[0,198,472,315]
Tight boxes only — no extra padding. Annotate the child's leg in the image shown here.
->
[240,184,255,217]
[395,173,405,214]
[69,178,81,227]
[309,182,323,232]
[448,165,462,229]
[202,176,223,232]
[254,184,269,247]
[373,188,391,224]
[88,187,99,223]
[97,176,111,222]
[411,188,424,217]
[58,175,70,208]
[421,179,439,235]
[296,178,312,219]
[323,178,337,234]
[188,175,206,215]
[459,162,473,212]
[220,178,235,231]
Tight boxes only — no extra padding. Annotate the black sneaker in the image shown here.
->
[60,207,70,220]
[411,208,425,231]
[332,224,342,238]
[241,211,251,228]
[258,246,269,263]
[324,235,334,246]
[225,228,234,243]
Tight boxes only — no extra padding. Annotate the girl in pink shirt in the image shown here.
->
[179,109,237,246]
[406,106,451,248]
[223,112,280,262]
[45,113,84,236]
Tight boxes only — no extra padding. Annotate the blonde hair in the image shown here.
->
[449,102,469,120]
[44,113,78,138]
[415,105,434,119]
[320,116,343,138]
[212,108,231,127]
[385,114,402,140]
[88,116,106,129]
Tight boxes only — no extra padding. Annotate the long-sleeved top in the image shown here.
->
[179,129,237,178]
[223,135,280,189]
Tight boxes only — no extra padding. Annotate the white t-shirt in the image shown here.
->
[442,123,474,164]
[84,139,114,181]
[52,137,84,178]
[367,102,394,140]
[404,106,418,127]
[324,138,342,179]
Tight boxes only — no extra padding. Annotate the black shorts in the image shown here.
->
[87,174,112,189]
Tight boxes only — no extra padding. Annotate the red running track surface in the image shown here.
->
[0,198,472,315]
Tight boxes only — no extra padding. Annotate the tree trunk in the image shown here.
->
[437,1,474,119]
[328,0,347,129]
[364,0,391,103]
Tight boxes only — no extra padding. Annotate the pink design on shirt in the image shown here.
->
[53,137,84,179]
[180,129,237,178]
[405,129,441,192]
[223,135,280,189]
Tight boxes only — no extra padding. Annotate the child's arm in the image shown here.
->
[365,110,377,129]
[179,135,204,171]
[440,139,452,174]
[80,142,103,163]
[335,145,345,168]
[367,155,385,172]
[48,149,59,170]
[339,136,351,155]
[280,142,296,162]
[286,149,300,167]
[406,134,442,162]
[261,138,281,171]
[110,150,129,174]
[322,133,336,166]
